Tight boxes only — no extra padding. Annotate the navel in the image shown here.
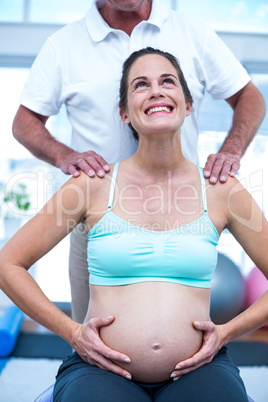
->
[152,342,161,351]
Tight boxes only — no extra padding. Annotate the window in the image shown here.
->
[1,1,268,32]
[176,0,268,33]
[0,66,71,301]
[199,73,268,135]
[0,0,92,23]
[0,67,30,161]
[30,0,92,24]
[0,0,176,24]
[0,0,24,22]
[0,67,71,161]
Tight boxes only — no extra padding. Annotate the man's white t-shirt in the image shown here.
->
[20,0,250,164]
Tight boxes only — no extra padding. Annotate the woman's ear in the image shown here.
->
[120,107,131,124]
[185,101,192,116]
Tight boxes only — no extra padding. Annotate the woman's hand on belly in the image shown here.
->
[71,315,132,380]
[96,286,211,382]
[100,313,204,382]
[88,282,211,382]
[170,320,227,380]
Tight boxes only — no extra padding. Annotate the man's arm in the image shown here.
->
[204,82,266,184]
[12,105,110,177]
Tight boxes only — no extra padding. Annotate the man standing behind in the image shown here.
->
[12,0,265,373]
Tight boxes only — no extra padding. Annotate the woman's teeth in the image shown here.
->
[146,106,172,115]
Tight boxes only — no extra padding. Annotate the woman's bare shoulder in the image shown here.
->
[62,167,115,197]
[204,173,243,200]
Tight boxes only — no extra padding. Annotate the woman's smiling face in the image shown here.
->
[120,54,192,137]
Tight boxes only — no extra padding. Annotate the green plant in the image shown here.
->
[3,183,31,216]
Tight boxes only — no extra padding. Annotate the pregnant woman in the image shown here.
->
[0,48,267,401]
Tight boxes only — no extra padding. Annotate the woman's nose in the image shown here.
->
[149,84,164,99]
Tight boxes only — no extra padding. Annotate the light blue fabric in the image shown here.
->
[34,384,54,402]
[87,162,219,288]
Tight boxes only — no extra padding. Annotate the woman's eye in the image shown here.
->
[135,81,147,89]
[163,78,174,85]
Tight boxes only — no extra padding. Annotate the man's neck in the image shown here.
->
[98,1,152,36]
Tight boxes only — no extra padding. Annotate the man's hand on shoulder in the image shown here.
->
[204,152,240,184]
[59,150,111,178]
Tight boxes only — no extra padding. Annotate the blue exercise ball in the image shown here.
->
[210,253,246,325]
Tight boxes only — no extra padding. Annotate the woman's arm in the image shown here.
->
[0,173,88,336]
[0,173,132,378]
[219,179,268,337]
[170,177,268,378]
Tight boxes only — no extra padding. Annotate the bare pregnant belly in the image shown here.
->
[88,282,210,382]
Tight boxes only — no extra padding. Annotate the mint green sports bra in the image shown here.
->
[87,162,219,288]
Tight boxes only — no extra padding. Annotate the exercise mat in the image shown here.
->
[0,305,24,357]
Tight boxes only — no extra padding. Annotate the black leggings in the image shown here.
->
[53,347,248,402]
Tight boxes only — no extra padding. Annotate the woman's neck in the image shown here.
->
[130,132,188,179]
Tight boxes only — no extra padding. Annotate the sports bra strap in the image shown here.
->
[107,161,120,210]
[197,166,208,214]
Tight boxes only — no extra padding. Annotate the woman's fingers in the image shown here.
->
[73,315,132,379]
[86,350,132,379]
[170,348,213,378]
[170,321,220,379]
